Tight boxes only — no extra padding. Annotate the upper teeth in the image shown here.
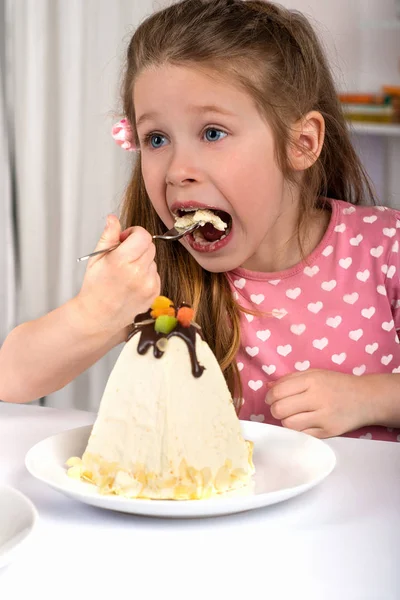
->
[174,209,227,232]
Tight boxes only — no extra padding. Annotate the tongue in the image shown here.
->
[201,223,225,242]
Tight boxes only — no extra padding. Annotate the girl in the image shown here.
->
[1,0,400,442]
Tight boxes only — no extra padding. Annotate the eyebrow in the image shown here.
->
[136,104,235,128]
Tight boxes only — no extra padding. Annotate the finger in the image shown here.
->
[136,244,157,277]
[301,428,326,439]
[266,375,309,405]
[268,369,318,388]
[120,226,136,243]
[269,393,312,421]
[115,227,154,263]
[281,411,317,432]
[90,215,121,263]
[147,260,159,277]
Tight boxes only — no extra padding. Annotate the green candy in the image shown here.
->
[155,315,178,334]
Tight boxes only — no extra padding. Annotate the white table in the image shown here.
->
[0,403,399,600]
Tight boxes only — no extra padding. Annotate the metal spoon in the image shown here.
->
[76,222,201,262]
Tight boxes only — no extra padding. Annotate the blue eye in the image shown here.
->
[149,134,167,148]
[204,128,227,142]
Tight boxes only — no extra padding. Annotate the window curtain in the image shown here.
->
[6,0,152,409]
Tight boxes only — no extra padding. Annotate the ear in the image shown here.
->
[288,111,325,171]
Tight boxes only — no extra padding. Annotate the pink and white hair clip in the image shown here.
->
[111,118,137,152]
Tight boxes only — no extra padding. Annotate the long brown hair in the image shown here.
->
[119,0,377,411]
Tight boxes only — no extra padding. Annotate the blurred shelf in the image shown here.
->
[348,122,400,137]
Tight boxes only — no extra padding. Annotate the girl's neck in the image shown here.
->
[241,202,331,274]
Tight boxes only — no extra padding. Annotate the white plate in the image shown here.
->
[0,485,38,569]
[25,422,336,518]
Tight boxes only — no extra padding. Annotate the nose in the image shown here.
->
[165,146,201,187]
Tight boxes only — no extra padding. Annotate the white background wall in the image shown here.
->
[280,0,400,92]
[279,0,400,208]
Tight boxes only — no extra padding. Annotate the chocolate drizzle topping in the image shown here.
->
[129,308,205,378]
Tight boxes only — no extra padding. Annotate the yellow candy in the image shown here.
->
[150,296,175,319]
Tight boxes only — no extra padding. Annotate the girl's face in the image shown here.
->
[134,64,299,273]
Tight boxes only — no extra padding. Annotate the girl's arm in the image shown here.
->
[0,216,160,404]
[0,297,126,403]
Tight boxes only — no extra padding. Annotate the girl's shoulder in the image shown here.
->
[330,199,400,263]
[332,198,400,230]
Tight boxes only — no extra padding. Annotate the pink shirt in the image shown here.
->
[227,199,400,442]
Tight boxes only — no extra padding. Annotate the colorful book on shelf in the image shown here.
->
[341,104,395,123]
[338,88,400,124]
[338,93,388,105]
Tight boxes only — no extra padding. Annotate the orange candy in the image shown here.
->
[177,306,194,327]
[150,296,175,319]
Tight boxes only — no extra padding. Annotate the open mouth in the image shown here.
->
[175,208,233,244]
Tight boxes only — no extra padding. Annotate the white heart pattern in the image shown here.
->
[381,355,393,366]
[360,433,372,440]
[262,364,276,375]
[295,360,310,371]
[365,343,378,355]
[343,206,355,215]
[248,380,263,391]
[349,329,363,341]
[234,278,246,289]
[363,215,377,224]
[326,316,342,328]
[370,246,383,258]
[343,292,359,305]
[356,269,370,282]
[313,337,328,350]
[290,324,306,336]
[272,309,288,320]
[322,245,334,257]
[332,353,346,365]
[245,346,259,357]
[237,362,244,372]
[321,280,337,291]
[304,265,319,277]
[361,307,375,319]
[277,344,292,357]
[387,266,396,279]
[334,223,346,233]
[392,240,399,253]
[377,285,387,296]
[350,234,363,246]
[286,287,301,300]
[392,366,400,373]
[233,291,239,300]
[308,301,323,314]
[382,320,394,332]
[245,313,254,323]
[250,414,265,422]
[256,329,271,342]
[353,365,366,376]
[251,294,265,305]
[383,227,396,238]
[268,279,281,286]
[339,257,352,269]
